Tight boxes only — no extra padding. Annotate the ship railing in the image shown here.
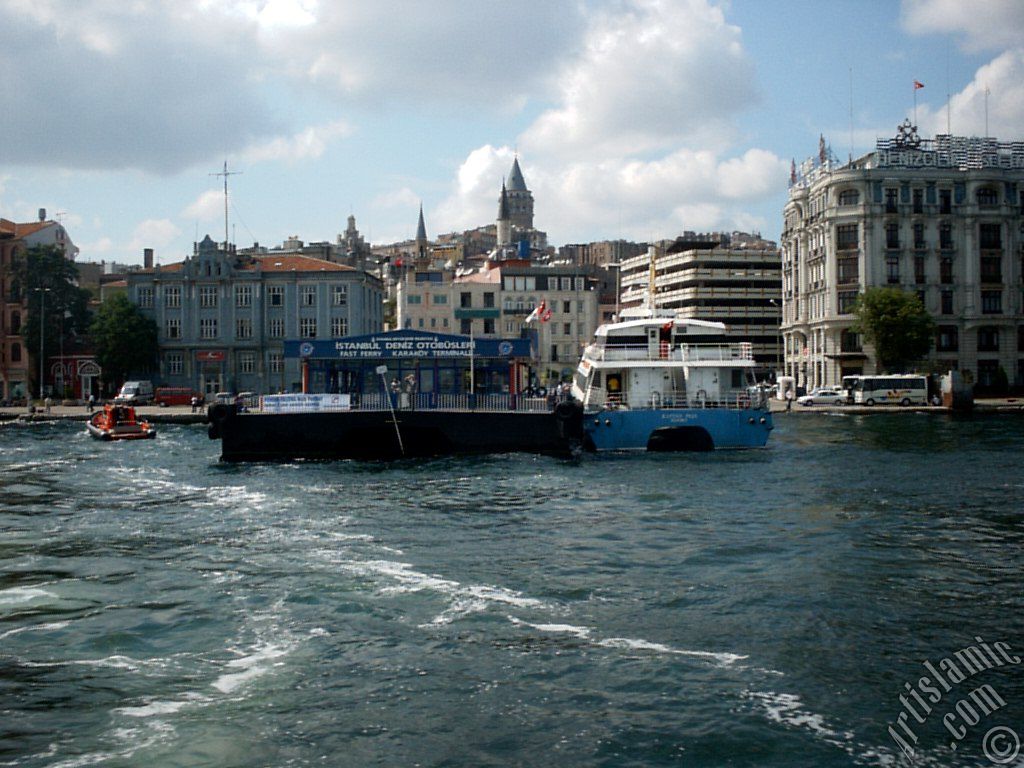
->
[583,387,767,411]
[588,342,755,362]
[250,392,557,414]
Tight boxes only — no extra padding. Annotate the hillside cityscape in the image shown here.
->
[2,121,1022,404]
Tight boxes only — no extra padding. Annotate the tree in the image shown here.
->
[89,293,158,393]
[851,287,935,373]
[6,245,92,394]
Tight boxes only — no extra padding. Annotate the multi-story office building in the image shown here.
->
[128,235,384,396]
[619,233,782,376]
[0,210,79,401]
[782,126,1024,390]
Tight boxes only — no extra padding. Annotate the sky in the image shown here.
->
[1,0,1023,266]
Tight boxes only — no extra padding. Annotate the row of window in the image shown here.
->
[166,316,350,340]
[137,283,348,309]
[501,276,586,292]
[166,351,284,375]
[935,326,1024,353]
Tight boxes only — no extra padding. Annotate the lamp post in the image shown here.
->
[34,287,51,400]
[768,297,784,383]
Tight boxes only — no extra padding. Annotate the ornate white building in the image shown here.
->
[781,126,1024,391]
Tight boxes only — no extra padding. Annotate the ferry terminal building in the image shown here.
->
[284,329,536,399]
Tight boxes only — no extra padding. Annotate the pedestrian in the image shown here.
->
[190,395,198,413]
[87,393,95,414]
[785,389,793,411]
[44,396,52,414]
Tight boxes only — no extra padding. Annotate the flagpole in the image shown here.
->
[913,82,918,126]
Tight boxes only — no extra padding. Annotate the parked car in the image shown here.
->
[797,387,847,407]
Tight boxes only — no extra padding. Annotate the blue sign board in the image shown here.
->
[284,330,530,360]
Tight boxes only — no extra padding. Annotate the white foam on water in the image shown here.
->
[745,690,855,748]
[425,596,490,626]
[343,558,547,625]
[599,637,748,665]
[508,617,592,640]
[212,641,292,694]
[0,620,68,640]
[117,692,209,718]
[510,618,747,666]
[0,585,58,606]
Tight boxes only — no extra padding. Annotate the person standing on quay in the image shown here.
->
[87,393,95,414]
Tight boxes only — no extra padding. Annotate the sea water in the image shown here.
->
[1,413,1023,767]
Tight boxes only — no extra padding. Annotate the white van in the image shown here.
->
[115,380,154,405]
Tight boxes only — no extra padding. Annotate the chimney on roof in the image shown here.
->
[38,208,46,222]
[144,248,154,269]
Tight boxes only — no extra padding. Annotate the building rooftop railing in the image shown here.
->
[581,386,768,412]
[243,391,558,415]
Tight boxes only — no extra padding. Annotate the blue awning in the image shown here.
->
[284,329,531,360]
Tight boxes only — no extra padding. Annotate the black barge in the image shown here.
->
[208,395,583,462]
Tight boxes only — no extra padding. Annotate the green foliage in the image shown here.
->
[89,293,158,390]
[6,245,92,385]
[851,287,936,373]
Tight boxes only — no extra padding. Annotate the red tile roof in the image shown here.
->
[255,255,355,272]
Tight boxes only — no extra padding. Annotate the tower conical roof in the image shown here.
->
[497,181,509,221]
[416,203,427,242]
[507,157,527,192]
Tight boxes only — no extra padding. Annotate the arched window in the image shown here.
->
[11,343,21,362]
[838,189,859,206]
[10,311,20,333]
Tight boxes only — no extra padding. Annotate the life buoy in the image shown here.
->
[649,391,662,408]
[695,389,707,406]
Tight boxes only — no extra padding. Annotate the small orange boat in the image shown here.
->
[86,404,157,441]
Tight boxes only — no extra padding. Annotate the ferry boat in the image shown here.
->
[86,404,157,441]
[570,310,772,451]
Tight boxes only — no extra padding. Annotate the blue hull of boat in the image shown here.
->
[584,407,772,451]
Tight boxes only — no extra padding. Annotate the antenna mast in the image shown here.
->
[210,161,242,248]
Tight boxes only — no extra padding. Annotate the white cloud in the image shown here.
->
[522,0,757,159]
[0,0,281,172]
[182,190,223,222]
[127,218,181,255]
[281,1,582,104]
[80,236,114,256]
[433,1,782,244]
[242,119,354,163]
[901,0,1024,53]
[917,49,1024,139]
[433,146,514,233]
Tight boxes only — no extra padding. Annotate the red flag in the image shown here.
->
[913,80,925,90]
[541,306,552,322]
